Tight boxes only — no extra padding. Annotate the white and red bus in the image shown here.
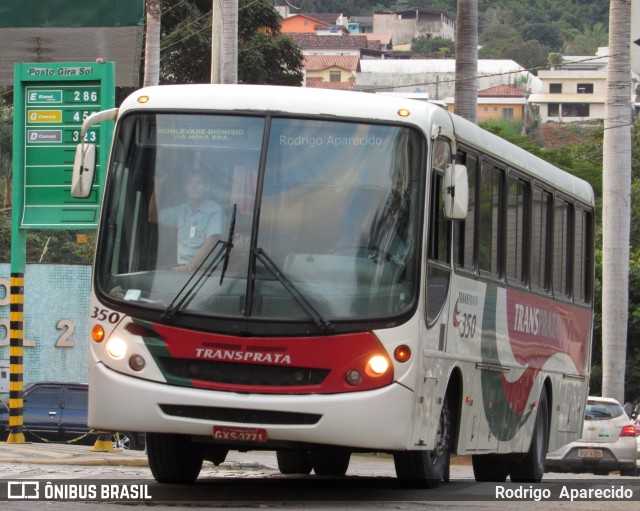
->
[72,85,594,487]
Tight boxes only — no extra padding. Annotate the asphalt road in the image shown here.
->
[0,450,639,510]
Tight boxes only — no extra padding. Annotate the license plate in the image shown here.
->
[578,448,603,459]
[212,426,268,443]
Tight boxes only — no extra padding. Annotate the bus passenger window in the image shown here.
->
[531,187,552,291]
[454,152,477,271]
[506,175,528,284]
[478,163,503,277]
[553,198,573,299]
[573,208,592,303]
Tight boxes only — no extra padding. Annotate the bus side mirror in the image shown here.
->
[71,143,96,198]
[69,107,118,198]
[443,163,468,220]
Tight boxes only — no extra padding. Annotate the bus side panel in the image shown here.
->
[446,274,591,456]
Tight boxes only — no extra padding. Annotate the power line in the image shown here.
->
[358,52,631,93]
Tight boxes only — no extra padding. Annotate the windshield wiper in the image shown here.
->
[251,247,334,332]
[219,203,236,285]
[162,241,226,322]
[162,205,237,322]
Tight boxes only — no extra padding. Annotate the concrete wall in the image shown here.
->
[0,264,91,386]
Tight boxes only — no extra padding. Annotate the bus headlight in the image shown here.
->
[367,355,390,376]
[105,337,128,360]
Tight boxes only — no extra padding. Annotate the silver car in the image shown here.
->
[546,396,637,476]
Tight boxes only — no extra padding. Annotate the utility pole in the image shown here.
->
[454,0,478,124]
[601,0,632,404]
[211,0,238,84]
[143,0,161,87]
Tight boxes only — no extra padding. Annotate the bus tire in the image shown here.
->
[147,432,204,484]
[471,454,509,482]
[276,450,313,475]
[312,447,351,476]
[393,394,453,488]
[509,389,549,482]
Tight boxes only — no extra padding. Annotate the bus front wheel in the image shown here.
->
[312,448,351,476]
[147,432,204,484]
[276,450,313,475]
[393,394,452,488]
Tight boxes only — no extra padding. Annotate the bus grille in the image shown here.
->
[159,404,321,425]
[158,357,330,387]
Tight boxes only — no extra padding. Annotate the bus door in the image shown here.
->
[425,137,453,347]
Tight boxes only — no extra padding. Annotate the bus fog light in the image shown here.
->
[105,337,127,360]
[129,354,146,371]
[345,369,363,386]
[394,345,411,362]
[368,356,389,375]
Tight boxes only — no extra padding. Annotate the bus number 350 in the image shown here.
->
[460,313,477,339]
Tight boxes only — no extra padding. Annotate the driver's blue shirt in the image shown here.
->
[158,199,224,264]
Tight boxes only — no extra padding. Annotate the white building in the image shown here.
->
[356,59,542,101]
[527,47,638,123]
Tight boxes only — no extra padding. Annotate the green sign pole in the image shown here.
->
[8,61,115,443]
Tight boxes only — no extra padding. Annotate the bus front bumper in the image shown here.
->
[88,362,417,451]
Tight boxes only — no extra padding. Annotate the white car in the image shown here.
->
[546,396,637,476]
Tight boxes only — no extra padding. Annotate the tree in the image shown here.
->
[0,100,12,209]
[411,36,455,58]
[237,0,303,85]
[501,39,548,73]
[161,0,302,86]
[521,22,564,52]
[143,0,162,87]
[563,23,609,56]
[601,0,632,404]
[455,0,478,123]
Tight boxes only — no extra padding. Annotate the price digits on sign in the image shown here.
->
[67,88,100,103]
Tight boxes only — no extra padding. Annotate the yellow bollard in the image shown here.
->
[92,431,121,452]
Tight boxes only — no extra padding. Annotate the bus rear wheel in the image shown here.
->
[147,433,204,484]
[393,394,452,488]
[276,450,313,475]
[509,388,549,482]
[472,454,509,482]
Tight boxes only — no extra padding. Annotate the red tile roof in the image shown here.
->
[290,33,370,50]
[303,55,360,72]
[478,84,528,97]
[306,77,356,90]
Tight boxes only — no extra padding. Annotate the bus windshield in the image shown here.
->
[97,113,423,329]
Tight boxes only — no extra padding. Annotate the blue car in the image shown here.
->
[0,382,144,450]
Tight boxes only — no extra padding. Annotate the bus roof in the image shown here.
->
[120,84,595,207]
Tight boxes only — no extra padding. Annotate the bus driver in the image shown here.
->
[149,170,225,272]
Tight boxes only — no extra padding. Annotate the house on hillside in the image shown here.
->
[281,14,341,34]
[289,33,380,58]
[444,84,529,122]
[350,16,373,34]
[373,9,455,48]
[527,49,609,123]
[303,55,360,90]
[363,33,393,52]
